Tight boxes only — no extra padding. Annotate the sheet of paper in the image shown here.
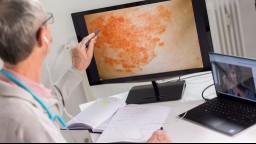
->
[97,105,171,143]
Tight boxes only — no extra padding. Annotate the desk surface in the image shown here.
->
[88,72,256,143]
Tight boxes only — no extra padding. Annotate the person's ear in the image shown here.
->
[37,27,48,47]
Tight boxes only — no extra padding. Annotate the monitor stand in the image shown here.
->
[126,80,186,104]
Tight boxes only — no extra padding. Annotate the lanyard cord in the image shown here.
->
[0,69,67,127]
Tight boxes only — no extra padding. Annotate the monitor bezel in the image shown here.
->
[71,0,213,85]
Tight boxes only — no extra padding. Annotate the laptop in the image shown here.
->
[179,53,256,136]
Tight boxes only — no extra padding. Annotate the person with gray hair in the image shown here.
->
[0,0,171,143]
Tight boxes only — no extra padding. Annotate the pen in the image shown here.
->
[85,29,100,48]
[160,127,164,131]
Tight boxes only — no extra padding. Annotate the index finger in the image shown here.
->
[87,36,97,56]
[153,130,166,135]
[81,33,96,48]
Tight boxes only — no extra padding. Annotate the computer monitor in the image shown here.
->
[72,0,213,104]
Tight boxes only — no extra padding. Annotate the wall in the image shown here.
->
[206,0,256,58]
[238,0,256,58]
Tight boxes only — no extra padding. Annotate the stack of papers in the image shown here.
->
[97,105,171,143]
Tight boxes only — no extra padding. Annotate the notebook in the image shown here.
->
[97,105,171,143]
[66,97,126,133]
[180,53,256,136]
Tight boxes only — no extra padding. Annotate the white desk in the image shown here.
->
[86,72,256,143]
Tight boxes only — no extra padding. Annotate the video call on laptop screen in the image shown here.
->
[210,54,256,102]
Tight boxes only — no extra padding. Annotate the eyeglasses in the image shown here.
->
[42,12,54,25]
[36,12,54,39]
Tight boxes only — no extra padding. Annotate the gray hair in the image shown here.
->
[0,0,47,65]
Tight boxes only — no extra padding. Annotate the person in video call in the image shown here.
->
[222,64,256,100]
[0,0,171,143]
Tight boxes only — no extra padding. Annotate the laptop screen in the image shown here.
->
[210,53,256,102]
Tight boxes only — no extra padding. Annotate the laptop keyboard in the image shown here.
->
[194,98,256,126]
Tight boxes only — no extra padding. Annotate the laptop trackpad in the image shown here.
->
[197,114,245,135]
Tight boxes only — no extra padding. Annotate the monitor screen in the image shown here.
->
[72,0,213,85]
[210,53,256,102]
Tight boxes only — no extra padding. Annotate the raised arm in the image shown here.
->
[49,33,97,112]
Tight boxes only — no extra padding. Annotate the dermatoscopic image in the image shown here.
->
[84,0,203,80]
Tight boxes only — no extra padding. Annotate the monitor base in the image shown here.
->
[126,80,186,104]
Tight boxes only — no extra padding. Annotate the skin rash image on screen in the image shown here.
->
[84,0,203,80]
